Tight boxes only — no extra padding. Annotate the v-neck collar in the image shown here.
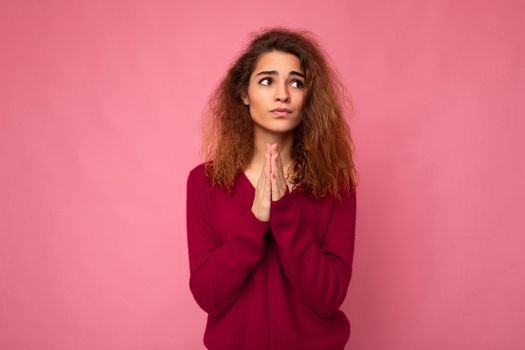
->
[240,171,256,192]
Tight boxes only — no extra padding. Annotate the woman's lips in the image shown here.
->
[272,110,290,117]
[271,108,292,117]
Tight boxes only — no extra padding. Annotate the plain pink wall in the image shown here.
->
[1,1,523,349]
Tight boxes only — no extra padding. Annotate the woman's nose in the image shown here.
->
[274,82,290,102]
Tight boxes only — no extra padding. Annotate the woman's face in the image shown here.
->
[241,50,306,134]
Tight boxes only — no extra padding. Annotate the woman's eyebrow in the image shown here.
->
[255,70,305,78]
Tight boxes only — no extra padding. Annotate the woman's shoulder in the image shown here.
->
[188,162,206,176]
[189,160,217,177]
[187,162,212,187]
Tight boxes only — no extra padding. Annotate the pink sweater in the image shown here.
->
[186,163,357,350]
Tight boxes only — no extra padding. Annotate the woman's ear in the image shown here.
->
[241,93,249,105]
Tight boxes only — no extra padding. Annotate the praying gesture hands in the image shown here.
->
[251,143,289,222]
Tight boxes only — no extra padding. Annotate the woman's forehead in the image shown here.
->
[253,51,304,75]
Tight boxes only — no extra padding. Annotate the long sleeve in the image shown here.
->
[186,168,270,315]
[269,187,357,319]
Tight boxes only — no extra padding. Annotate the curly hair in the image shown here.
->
[199,26,358,201]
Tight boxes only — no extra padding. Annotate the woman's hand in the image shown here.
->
[251,142,289,222]
[251,143,272,222]
[269,143,288,201]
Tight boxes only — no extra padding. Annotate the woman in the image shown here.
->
[186,27,358,350]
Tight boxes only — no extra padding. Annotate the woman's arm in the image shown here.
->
[270,188,357,318]
[186,168,270,315]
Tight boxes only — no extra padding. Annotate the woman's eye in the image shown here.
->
[259,78,304,88]
[291,80,304,88]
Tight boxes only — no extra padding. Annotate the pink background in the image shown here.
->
[1,1,523,349]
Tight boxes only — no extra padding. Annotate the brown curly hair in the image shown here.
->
[199,26,359,201]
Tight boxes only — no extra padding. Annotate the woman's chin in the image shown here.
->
[253,120,301,135]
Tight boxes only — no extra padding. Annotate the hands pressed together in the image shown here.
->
[251,143,290,223]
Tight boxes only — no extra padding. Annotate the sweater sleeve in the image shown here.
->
[186,168,270,315]
[270,186,357,318]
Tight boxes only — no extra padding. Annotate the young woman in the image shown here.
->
[186,27,358,350]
